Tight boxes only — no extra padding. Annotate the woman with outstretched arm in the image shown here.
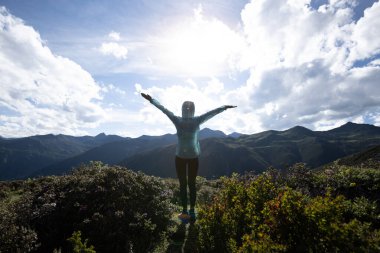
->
[141,93,236,222]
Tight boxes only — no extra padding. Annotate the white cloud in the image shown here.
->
[116,5,246,77]
[155,5,245,76]
[108,31,121,41]
[226,0,380,131]
[240,0,357,73]
[202,78,224,95]
[135,0,380,135]
[98,31,128,59]
[101,107,145,137]
[134,83,143,94]
[101,83,126,95]
[134,78,263,135]
[2,1,379,138]
[99,42,128,59]
[349,1,380,63]
[0,7,104,137]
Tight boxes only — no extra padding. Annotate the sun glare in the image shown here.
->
[159,8,244,76]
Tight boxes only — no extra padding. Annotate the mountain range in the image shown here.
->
[0,133,125,180]
[121,122,380,178]
[0,122,379,180]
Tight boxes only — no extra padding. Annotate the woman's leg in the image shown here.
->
[175,156,188,212]
[187,157,199,211]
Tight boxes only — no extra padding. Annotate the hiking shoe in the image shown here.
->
[178,211,190,223]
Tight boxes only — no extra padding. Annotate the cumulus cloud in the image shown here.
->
[99,42,128,59]
[99,31,128,59]
[108,31,121,41]
[2,1,379,138]
[101,83,126,95]
[349,1,380,62]
[231,0,380,131]
[136,0,380,135]
[0,7,104,137]
[134,78,261,135]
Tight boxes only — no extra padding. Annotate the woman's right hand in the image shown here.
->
[141,93,152,102]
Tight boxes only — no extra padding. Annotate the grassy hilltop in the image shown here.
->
[1,150,379,252]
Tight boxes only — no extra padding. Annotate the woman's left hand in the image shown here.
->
[141,93,152,102]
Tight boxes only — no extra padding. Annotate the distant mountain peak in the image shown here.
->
[228,132,243,138]
[330,122,379,134]
[94,133,108,139]
[200,127,222,133]
[289,125,311,131]
[284,125,314,136]
[340,121,371,128]
[340,122,360,128]
[199,128,226,139]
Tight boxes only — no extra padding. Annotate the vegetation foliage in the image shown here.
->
[0,162,174,253]
[197,164,380,252]
[67,231,95,253]
[0,161,379,252]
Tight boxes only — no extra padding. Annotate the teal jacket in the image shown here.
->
[151,99,227,159]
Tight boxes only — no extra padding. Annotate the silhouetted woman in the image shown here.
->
[141,93,236,221]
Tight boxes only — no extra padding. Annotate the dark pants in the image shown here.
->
[175,156,199,212]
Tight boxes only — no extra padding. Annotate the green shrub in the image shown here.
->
[196,177,220,206]
[321,165,380,201]
[162,175,221,208]
[162,177,180,206]
[197,173,278,252]
[67,231,95,253]
[284,163,380,203]
[0,193,39,253]
[1,161,379,253]
[197,169,380,252]
[1,162,174,253]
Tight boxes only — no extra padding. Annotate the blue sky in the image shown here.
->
[0,0,379,137]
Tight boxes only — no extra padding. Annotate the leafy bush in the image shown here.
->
[0,199,39,253]
[67,231,95,253]
[1,161,379,252]
[197,167,380,252]
[320,164,380,201]
[285,163,380,201]
[0,162,175,253]
[196,176,220,206]
[163,176,221,208]
[197,173,278,252]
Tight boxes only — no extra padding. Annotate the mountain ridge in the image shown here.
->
[0,133,126,180]
[31,128,228,178]
[1,122,379,180]
[121,122,380,178]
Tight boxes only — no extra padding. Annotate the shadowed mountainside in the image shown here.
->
[0,133,125,180]
[336,145,380,169]
[29,128,228,179]
[121,123,380,178]
[0,123,379,180]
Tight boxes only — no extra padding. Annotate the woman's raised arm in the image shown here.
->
[197,105,237,125]
[141,93,178,123]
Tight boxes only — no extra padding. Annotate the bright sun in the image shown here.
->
[159,8,244,76]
